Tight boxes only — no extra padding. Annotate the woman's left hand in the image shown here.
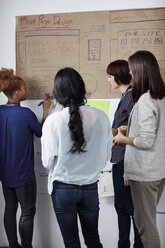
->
[113,129,125,146]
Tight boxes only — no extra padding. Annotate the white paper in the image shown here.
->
[98,171,114,198]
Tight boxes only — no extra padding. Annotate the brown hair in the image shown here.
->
[106,60,131,85]
[0,68,24,97]
[128,50,165,103]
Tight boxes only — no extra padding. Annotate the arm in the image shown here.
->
[41,115,58,170]
[115,92,134,127]
[133,96,158,149]
[28,94,52,137]
[42,94,52,123]
[28,111,43,137]
[113,128,134,146]
[106,119,113,161]
[114,94,158,149]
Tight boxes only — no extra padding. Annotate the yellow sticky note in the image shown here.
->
[86,100,109,117]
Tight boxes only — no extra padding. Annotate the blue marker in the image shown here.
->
[38,93,50,106]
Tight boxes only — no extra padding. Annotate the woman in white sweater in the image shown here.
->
[41,67,113,248]
[113,50,165,248]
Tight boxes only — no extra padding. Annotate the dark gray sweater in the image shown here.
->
[111,90,134,164]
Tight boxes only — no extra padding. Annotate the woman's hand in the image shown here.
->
[124,178,130,187]
[113,126,134,147]
[42,94,52,123]
[118,125,128,135]
[113,129,126,146]
[43,94,52,110]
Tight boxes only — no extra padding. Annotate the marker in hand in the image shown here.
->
[38,93,50,106]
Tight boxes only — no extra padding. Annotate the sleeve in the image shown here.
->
[41,116,58,170]
[120,93,134,126]
[114,92,134,127]
[133,95,158,149]
[28,110,42,137]
[106,116,113,161]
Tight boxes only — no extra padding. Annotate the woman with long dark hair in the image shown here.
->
[41,67,113,248]
[113,50,165,248]
[107,60,143,248]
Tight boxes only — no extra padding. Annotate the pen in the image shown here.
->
[38,93,50,106]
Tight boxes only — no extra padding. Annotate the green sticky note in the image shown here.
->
[86,100,109,117]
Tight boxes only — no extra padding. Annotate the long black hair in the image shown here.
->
[53,67,87,153]
[128,50,165,103]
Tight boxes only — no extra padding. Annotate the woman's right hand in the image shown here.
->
[124,178,130,187]
[42,94,52,123]
[43,94,52,110]
[118,125,128,133]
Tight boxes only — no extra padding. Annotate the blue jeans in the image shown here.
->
[112,161,143,248]
[51,181,103,248]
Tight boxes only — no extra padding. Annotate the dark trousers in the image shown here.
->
[51,181,103,248]
[112,160,143,248]
[2,174,36,248]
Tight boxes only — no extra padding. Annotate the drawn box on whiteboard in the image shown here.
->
[88,39,101,61]
[117,28,165,61]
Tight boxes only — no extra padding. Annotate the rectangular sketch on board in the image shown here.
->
[16,8,165,99]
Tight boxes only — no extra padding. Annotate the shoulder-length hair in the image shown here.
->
[128,50,165,103]
[106,60,131,85]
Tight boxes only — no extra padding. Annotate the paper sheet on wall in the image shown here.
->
[16,8,165,100]
[34,137,49,194]
[98,171,114,198]
[86,100,109,117]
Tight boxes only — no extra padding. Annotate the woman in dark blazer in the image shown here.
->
[107,60,143,248]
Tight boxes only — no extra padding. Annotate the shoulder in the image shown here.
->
[124,91,133,104]
[138,92,150,102]
[118,91,134,113]
[43,109,67,129]
[84,105,109,119]
[0,105,4,111]
[20,106,33,113]
[20,106,38,118]
[138,92,156,107]
[44,111,59,124]
[87,106,110,127]
[137,92,159,115]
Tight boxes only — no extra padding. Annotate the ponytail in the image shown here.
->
[53,67,87,153]
[69,103,86,153]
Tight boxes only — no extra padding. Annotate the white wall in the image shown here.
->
[0,0,165,247]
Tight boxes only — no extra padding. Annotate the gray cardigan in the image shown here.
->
[124,92,165,181]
